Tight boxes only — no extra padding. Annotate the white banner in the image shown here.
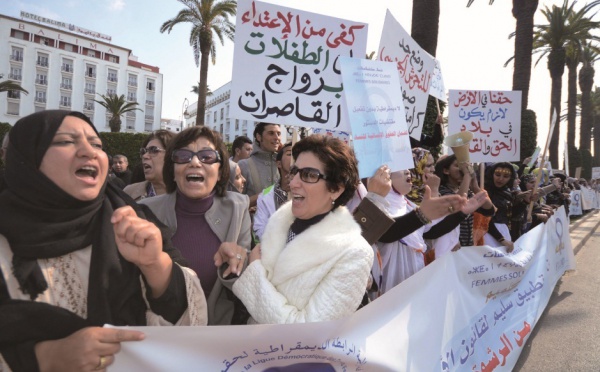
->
[581,188,595,211]
[230,0,368,131]
[377,10,436,141]
[569,190,582,216]
[429,58,447,102]
[339,57,413,177]
[448,90,522,163]
[592,167,600,179]
[112,208,575,372]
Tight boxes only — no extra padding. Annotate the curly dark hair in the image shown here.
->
[163,126,230,197]
[434,154,457,186]
[291,134,359,209]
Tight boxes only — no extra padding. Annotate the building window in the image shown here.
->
[35,91,47,103]
[36,73,48,85]
[128,74,137,87]
[7,90,21,99]
[127,91,136,102]
[62,59,74,73]
[59,42,77,53]
[83,100,95,111]
[146,79,155,91]
[85,81,96,94]
[220,108,224,120]
[61,77,72,90]
[106,54,119,63]
[37,53,49,67]
[106,88,116,96]
[10,29,29,41]
[9,67,22,81]
[60,95,71,107]
[11,47,24,62]
[214,112,217,123]
[7,102,19,115]
[108,69,118,82]
[85,65,96,78]
[235,119,239,130]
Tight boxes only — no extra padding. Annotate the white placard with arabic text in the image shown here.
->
[448,90,522,163]
[230,0,368,131]
[339,57,413,178]
[377,10,436,141]
[429,58,447,102]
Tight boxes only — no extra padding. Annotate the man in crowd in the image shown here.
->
[253,142,292,241]
[230,135,253,163]
[238,122,281,206]
[112,154,132,186]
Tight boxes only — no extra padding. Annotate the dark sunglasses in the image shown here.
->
[289,165,328,183]
[171,149,221,164]
[140,146,165,157]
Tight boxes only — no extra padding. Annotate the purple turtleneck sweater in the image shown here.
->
[172,190,221,297]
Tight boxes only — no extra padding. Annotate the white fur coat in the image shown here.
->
[233,202,373,324]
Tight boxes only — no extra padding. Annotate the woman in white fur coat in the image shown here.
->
[233,135,373,324]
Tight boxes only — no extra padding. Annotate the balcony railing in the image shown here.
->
[60,83,72,90]
[35,97,47,103]
[128,81,137,87]
[127,96,137,102]
[59,101,71,108]
[10,54,24,62]
[108,76,118,82]
[85,72,96,78]
[61,65,74,73]
[7,110,20,115]
[83,103,95,111]
[35,78,48,85]
[145,100,154,106]
[145,115,154,121]
[7,91,21,99]
[8,73,22,81]
[106,91,116,96]
[84,88,95,94]
[146,86,155,91]
[37,60,49,67]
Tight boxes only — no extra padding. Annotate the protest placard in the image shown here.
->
[448,90,522,163]
[592,167,600,179]
[429,58,446,102]
[378,10,436,141]
[230,0,368,131]
[339,57,413,177]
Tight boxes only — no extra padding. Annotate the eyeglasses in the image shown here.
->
[171,149,221,164]
[140,146,165,157]
[289,165,328,183]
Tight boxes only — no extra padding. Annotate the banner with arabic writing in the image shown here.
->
[377,10,436,141]
[429,58,447,102]
[448,90,522,163]
[339,57,413,178]
[111,207,574,372]
[230,0,368,131]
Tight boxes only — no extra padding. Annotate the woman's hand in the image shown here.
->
[367,165,391,197]
[461,190,488,215]
[249,244,262,263]
[35,327,144,372]
[112,206,172,298]
[501,240,514,253]
[424,173,440,197]
[214,242,247,277]
[419,186,468,221]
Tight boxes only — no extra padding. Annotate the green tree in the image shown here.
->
[0,79,28,95]
[578,43,600,152]
[94,94,142,133]
[161,0,236,126]
[531,0,598,168]
[590,87,600,164]
[191,82,213,96]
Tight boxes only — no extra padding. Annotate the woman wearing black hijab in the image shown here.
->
[0,111,207,371]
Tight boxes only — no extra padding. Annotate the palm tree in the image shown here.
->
[94,94,142,132]
[0,79,28,94]
[531,0,598,167]
[191,82,212,96]
[578,43,600,152]
[592,87,600,164]
[565,42,582,152]
[160,0,236,126]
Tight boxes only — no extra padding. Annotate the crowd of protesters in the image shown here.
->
[1,110,598,370]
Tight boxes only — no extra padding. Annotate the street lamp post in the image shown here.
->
[181,97,190,130]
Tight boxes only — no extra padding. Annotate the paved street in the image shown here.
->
[514,211,600,371]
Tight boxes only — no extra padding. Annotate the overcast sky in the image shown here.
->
[3,0,580,166]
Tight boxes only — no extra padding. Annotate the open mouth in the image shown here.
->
[186,174,205,182]
[292,194,305,201]
[76,165,98,179]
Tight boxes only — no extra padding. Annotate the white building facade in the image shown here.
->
[185,82,288,144]
[0,12,163,132]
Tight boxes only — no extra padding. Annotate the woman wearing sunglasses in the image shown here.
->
[233,135,373,324]
[140,126,251,325]
[124,130,174,201]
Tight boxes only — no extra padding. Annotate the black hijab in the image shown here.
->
[0,111,185,368]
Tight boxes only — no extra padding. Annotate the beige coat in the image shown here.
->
[140,191,251,325]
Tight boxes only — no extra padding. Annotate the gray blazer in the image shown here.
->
[140,191,251,325]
